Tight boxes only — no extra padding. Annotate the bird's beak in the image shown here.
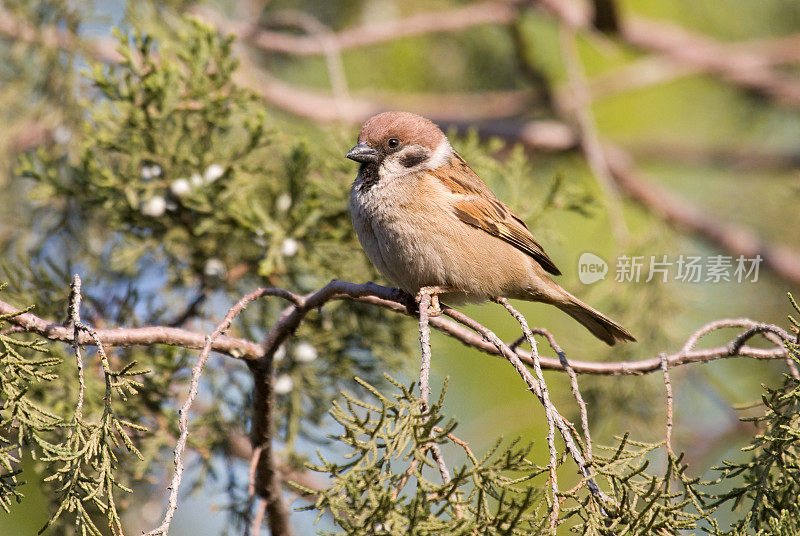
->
[346,143,379,164]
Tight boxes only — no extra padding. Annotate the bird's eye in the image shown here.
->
[388,138,400,148]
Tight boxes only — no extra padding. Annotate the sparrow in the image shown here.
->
[346,111,635,346]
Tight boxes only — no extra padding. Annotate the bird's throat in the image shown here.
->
[357,163,381,192]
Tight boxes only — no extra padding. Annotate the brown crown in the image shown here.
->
[358,111,445,151]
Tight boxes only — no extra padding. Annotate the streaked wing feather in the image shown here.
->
[440,155,562,276]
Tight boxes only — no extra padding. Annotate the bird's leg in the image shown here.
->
[416,286,455,317]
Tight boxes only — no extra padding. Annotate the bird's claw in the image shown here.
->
[416,286,451,317]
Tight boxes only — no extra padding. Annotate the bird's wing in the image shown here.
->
[436,154,562,276]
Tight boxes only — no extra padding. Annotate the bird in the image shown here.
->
[346,111,635,346]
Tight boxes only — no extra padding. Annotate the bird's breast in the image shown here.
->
[350,172,451,290]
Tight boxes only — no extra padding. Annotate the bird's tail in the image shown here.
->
[554,294,636,346]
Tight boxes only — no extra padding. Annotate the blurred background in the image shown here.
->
[1,0,799,534]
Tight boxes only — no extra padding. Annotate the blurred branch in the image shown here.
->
[619,18,800,108]
[219,13,538,123]
[263,10,351,108]
[591,0,620,33]
[625,142,800,172]
[558,25,627,242]
[0,6,121,63]
[4,117,55,154]
[0,283,789,378]
[7,1,800,122]
[234,50,537,122]
[189,1,524,56]
[539,0,800,108]
[507,18,554,108]
[602,145,800,286]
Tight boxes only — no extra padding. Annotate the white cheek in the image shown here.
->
[378,140,453,179]
[426,139,453,169]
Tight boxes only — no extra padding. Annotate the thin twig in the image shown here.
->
[533,328,594,462]
[245,445,264,536]
[144,288,273,536]
[67,275,86,421]
[414,288,457,515]
[660,353,674,455]
[443,431,479,466]
[417,291,433,407]
[495,298,560,530]
[65,274,125,532]
[442,304,610,508]
[248,445,264,505]
[390,457,420,502]
[250,500,266,536]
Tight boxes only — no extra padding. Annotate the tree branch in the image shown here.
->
[0,283,789,376]
[249,351,292,536]
[2,278,793,533]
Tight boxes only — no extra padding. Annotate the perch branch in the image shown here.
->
[0,283,790,376]
[2,279,793,533]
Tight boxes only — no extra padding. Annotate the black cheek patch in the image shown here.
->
[400,148,429,168]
